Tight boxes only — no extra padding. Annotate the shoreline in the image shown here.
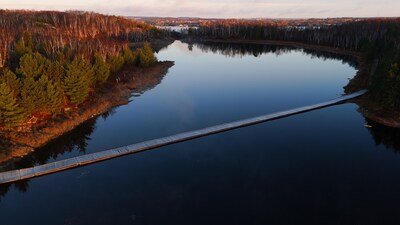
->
[1,38,397,165]
[201,38,370,93]
[130,38,175,52]
[202,39,400,128]
[0,61,174,165]
[356,96,400,128]
[202,39,363,58]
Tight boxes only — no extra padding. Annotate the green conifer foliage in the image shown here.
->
[137,42,157,68]
[108,53,125,73]
[123,48,136,65]
[63,47,74,64]
[0,69,22,97]
[0,83,26,128]
[20,77,43,114]
[85,60,95,88]
[36,75,52,111]
[63,56,91,105]
[44,59,66,83]
[45,80,64,115]
[17,52,50,80]
[14,32,34,56]
[93,53,110,85]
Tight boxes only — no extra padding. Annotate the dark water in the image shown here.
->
[1,41,400,225]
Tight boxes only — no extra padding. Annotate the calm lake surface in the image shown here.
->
[2,41,400,225]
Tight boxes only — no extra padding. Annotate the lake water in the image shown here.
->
[1,41,400,225]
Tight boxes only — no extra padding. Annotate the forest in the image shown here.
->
[1,11,400,131]
[190,18,400,107]
[0,10,158,130]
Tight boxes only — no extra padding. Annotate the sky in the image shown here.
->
[1,0,399,18]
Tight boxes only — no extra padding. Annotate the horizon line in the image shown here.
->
[1,8,399,20]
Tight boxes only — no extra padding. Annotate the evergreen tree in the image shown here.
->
[45,80,64,116]
[123,48,136,65]
[93,53,110,85]
[0,69,22,97]
[137,42,157,68]
[20,77,43,114]
[0,83,26,128]
[63,47,74,64]
[108,53,125,73]
[135,48,143,66]
[36,75,52,112]
[14,32,34,56]
[63,56,91,105]
[55,50,66,62]
[17,52,50,80]
[44,59,65,83]
[74,56,95,87]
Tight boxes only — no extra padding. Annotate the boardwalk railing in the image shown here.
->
[0,90,367,184]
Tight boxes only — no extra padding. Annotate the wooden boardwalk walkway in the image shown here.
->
[0,90,367,184]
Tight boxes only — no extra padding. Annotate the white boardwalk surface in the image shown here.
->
[0,90,367,184]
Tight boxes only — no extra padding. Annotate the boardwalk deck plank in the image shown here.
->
[125,143,148,152]
[92,150,120,161]
[0,170,20,184]
[19,168,35,180]
[33,163,58,176]
[55,158,79,170]
[76,154,96,165]
[0,90,367,184]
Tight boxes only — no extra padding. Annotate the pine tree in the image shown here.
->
[93,53,110,85]
[135,48,143,66]
[20,77,42,114]
[14,32,34,56]
[63,56,91,105]
[0,69,22,97]
[36,75,52,112]
[44,59,65,83]
[80,57,95,87]
[63,47,74,64]
[0,83,26,128]
[123,48,136,65]
[108,53,125,73]
[137,42,157,68]
[45,80,64,116]
[17,52,50,80]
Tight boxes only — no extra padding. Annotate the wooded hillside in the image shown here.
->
[0,10,158,130]
[0,10,158,68]
[192,18,400,52]
[192,18,400,107]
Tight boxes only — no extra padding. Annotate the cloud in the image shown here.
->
[1,0,399,18]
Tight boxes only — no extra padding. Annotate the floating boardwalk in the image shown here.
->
[0,90,367,184]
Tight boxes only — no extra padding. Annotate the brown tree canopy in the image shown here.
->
[0,10,157,68]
